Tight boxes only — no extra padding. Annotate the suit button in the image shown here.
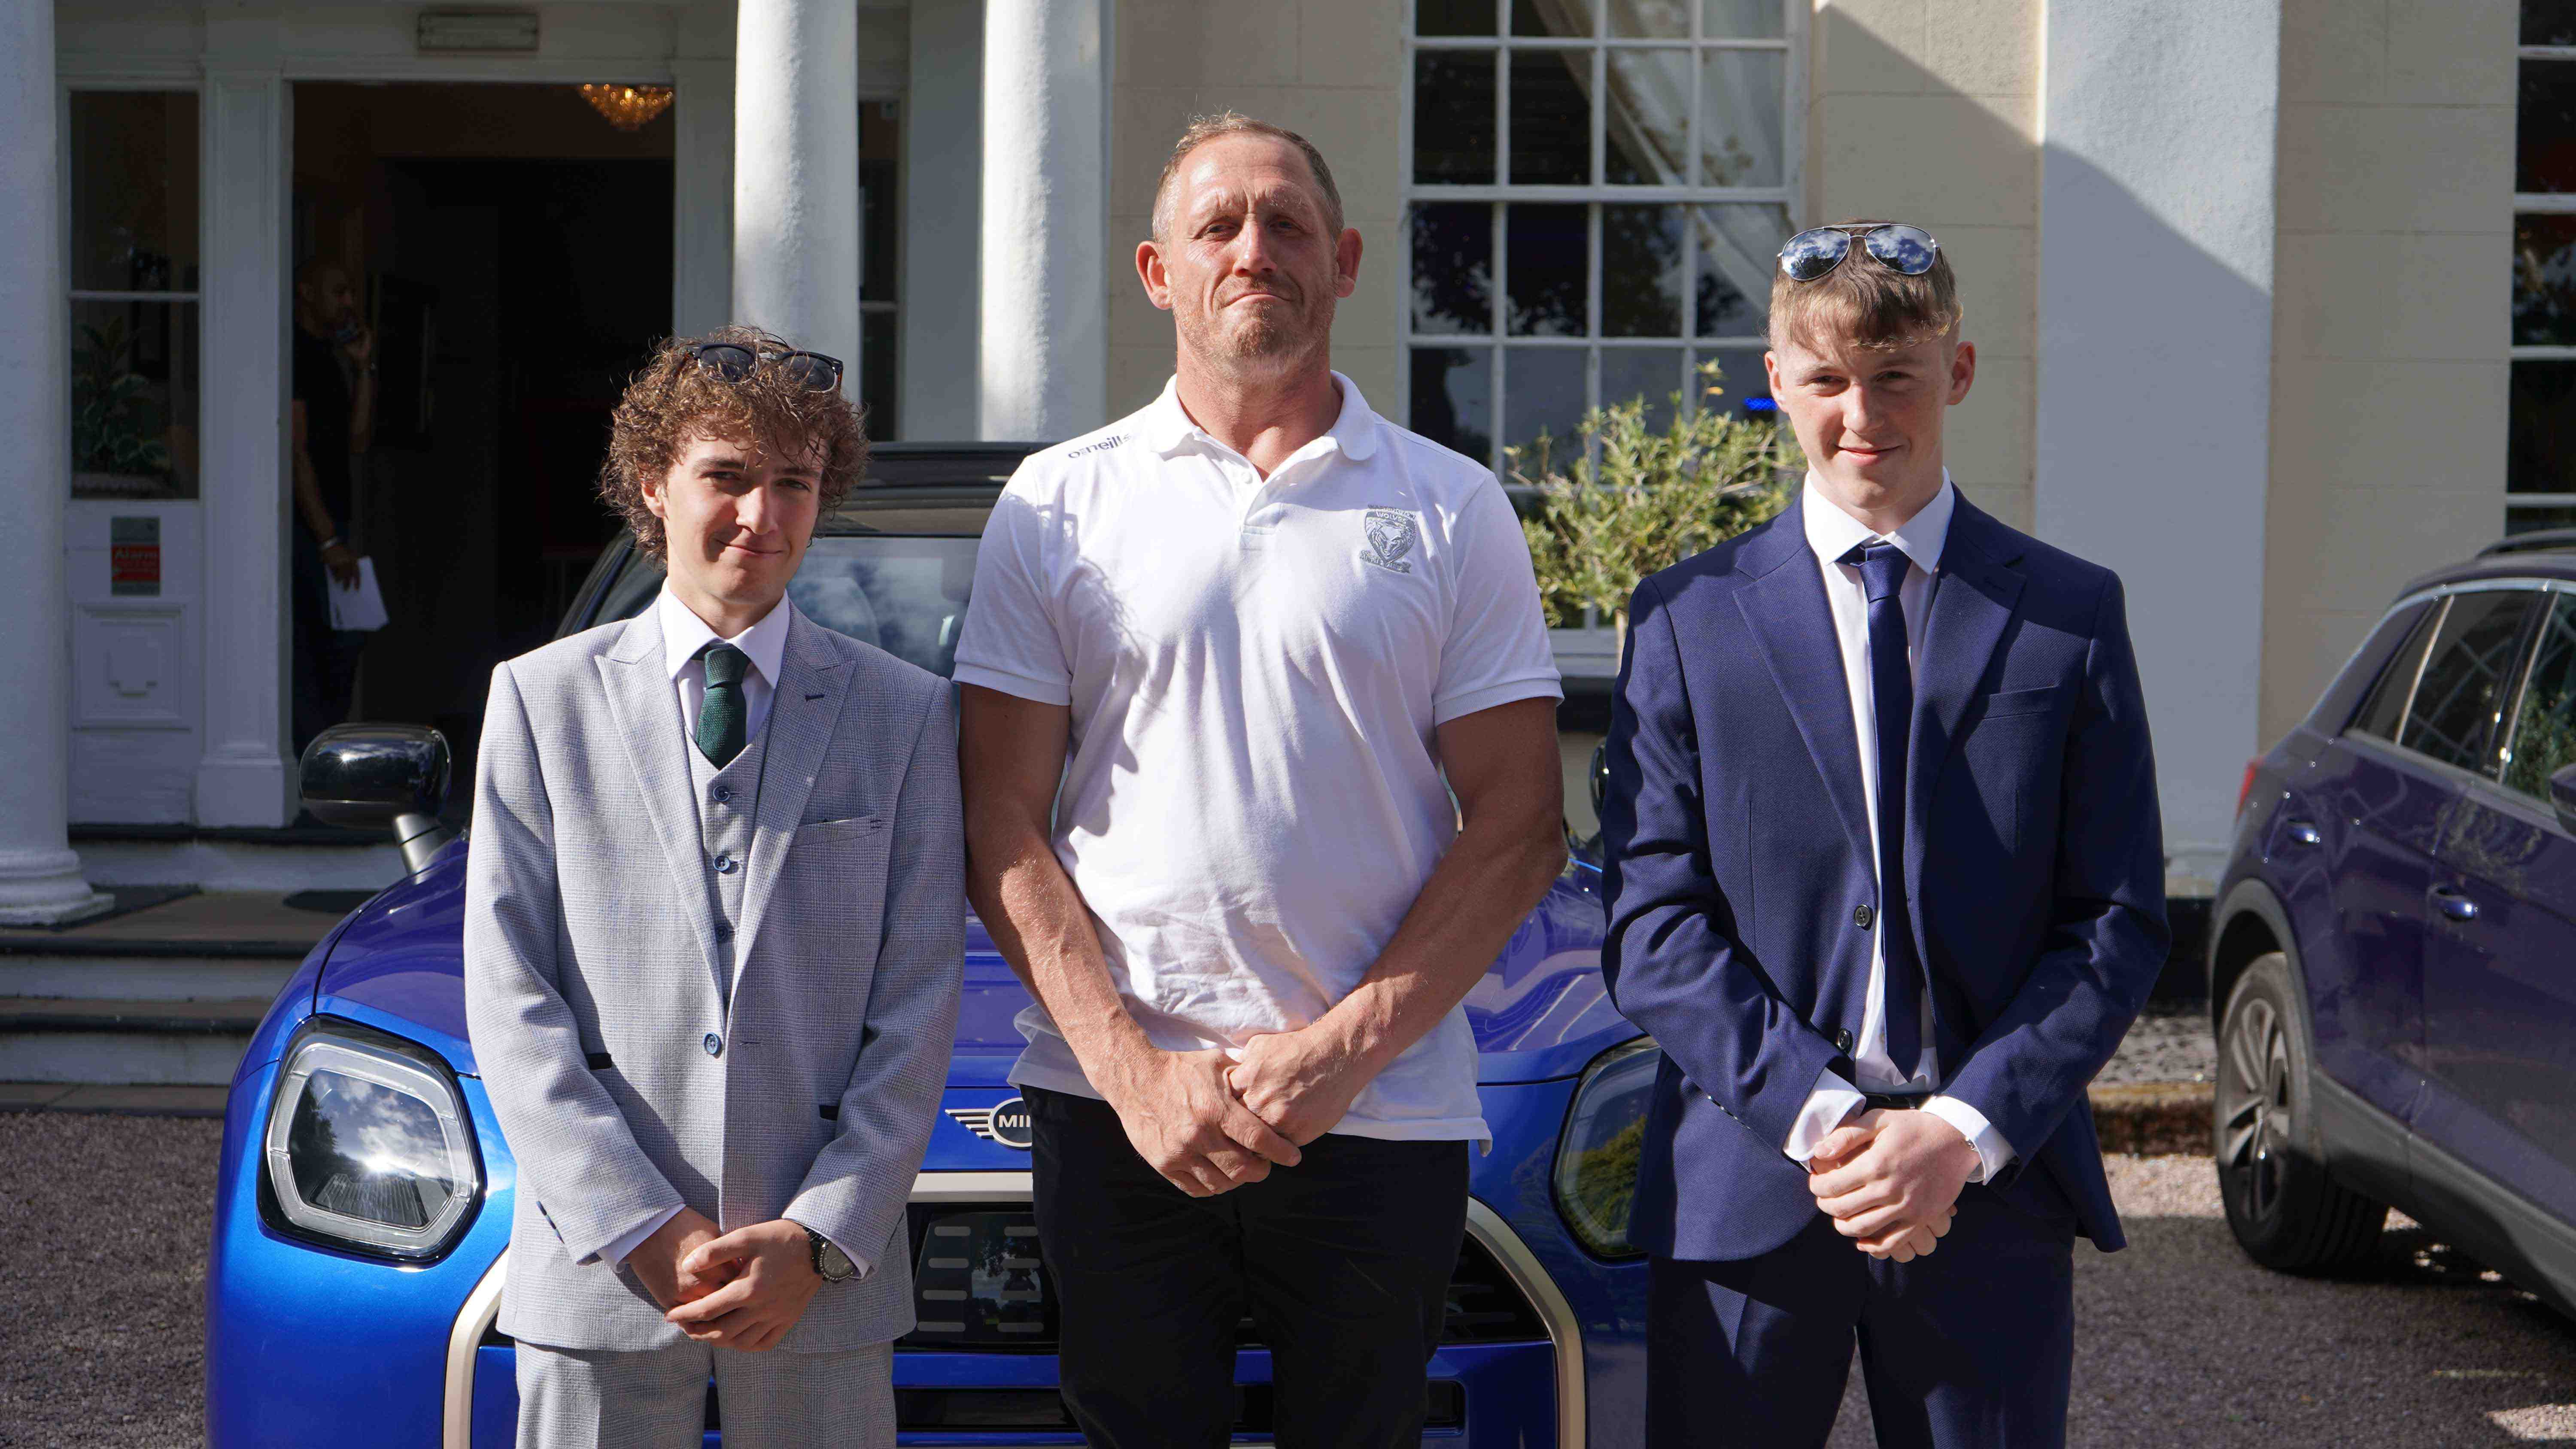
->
[711,784,734,804]
[714,853,737,874]
[1854,903,1875,930]
[704,1032,724,1058]
[1836,1029,1855,1053]
[712,918,733,941]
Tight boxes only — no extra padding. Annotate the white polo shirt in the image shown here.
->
[953,373,1563,1141]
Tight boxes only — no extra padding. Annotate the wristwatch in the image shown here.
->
[795,1220,857,1283]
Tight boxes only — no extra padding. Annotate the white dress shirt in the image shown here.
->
[601,586,802,1268]
[1780,473,2016,1183]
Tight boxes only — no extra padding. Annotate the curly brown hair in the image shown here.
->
[598,325,870,560]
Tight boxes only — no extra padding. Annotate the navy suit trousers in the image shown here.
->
[1648,1188,2076,1449]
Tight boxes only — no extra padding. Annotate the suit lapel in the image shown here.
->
[730,607,851,988]
[1904,494,2028,965]
[1732,501,1875,874]
[596,613,725,991]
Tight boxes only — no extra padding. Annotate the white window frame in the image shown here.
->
[1397,0,1807,473]
[2514,37,2576,525]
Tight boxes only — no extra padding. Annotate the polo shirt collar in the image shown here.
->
[1801,469,1956,576]
[1140,371,1383,464]
[656,583,793,688]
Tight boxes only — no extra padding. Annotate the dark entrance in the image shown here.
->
[292,82,674,785]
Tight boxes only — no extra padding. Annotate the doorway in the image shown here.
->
[292,82,675,781]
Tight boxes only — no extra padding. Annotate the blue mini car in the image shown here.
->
[2210,529,2576,1314]
[206,446,1654,1448]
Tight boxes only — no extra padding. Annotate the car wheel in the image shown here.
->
[2216,951,2386,1273]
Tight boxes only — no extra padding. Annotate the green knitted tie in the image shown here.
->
[696,643,748,768]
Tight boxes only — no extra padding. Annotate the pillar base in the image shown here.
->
[194,748,294,829]
[0,846,113,926]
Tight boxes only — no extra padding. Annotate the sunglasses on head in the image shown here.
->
[1776,224,1940,282]
[675,341,846,394]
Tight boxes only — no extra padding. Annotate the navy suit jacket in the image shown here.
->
[1600,490,2168,1262]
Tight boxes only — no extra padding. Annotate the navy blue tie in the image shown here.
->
[1845,540,1926,1080]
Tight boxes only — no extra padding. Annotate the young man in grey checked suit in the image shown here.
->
[465,325,962,1449]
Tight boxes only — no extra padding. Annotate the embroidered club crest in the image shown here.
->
[1360,508,1418,574]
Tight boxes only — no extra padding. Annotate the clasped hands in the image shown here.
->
[626,1207,824,1352]
[1104,1027,1368,1198]
[1804,1107,1981,1264]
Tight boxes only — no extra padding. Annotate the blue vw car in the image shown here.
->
[2210,529,2576,1315]
[206,445,1654,1447]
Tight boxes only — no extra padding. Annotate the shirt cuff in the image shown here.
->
[603,1205,684,1268]
[1783,1069,1868,1164]
[1922,1094,2016,1184]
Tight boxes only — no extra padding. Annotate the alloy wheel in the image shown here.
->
[2220,996,2293,1226]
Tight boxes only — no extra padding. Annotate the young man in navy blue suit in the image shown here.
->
[1599,223,2169,1446]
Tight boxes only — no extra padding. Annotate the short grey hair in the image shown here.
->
[1149,112,1346,243]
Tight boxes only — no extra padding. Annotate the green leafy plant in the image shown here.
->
[72,317,171,477]
[1514,360,1801,631]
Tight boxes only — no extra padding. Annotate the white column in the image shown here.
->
[902,0,983,441]
[193,69,294,828]
[671,58,735,338]
[732,0,862,388]
[0,0,108,922]
[979,0,1108,441]
[2034,0,2281,885]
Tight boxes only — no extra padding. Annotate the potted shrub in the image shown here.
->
[72,316,174,498]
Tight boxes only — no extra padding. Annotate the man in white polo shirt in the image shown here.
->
[954,113,1568,1447]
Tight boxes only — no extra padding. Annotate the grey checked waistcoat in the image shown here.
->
[689,723,771,1003]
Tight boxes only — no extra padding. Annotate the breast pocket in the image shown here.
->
[1979,683,2069,720]
[796,814,886,847]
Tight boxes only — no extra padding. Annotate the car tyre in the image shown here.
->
[2216,951,2385,1273]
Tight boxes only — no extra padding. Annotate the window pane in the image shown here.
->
[1604,49,1692,184]
[2521,59,2576,194]
[2502,596,2576,800]
[1693,345,1776,419]
[2515,214,2576,346]
[1599,346,1684,433]
[1695,203,1789,338]
[2400,591,2537,774]
[1411,203,1496,335]
[2510,503,2576,532]
[1704,0,1786,39]
[1504,347,1589,466]
[1415,52,1499,184]
[2510,359,2576,493]
[1698,49,1785,186]
[68,91,200,293]
[860,101,900,302]
[1606,0,1688,38]
[1515,0,1595,36]
[2527,0,2576,47]
[72,300,199,500]
[1507,203,1591,336]
[862,309,897,442]
[1602,205,1685,336]
[1510,51,1593,185]
[1411,347,1495,462]
[1419,0,1500,36]
[2352,603,2439,741]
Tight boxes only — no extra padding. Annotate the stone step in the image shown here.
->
[0,995,271,1086]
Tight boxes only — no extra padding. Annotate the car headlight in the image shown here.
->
[1551,1037,1659,1259]
[263,1019,483,1260]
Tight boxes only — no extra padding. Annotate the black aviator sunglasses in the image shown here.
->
[670,341,845,394]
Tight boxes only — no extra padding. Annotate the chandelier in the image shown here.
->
[578,83,674,132]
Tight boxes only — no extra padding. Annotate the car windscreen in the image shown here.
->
[595,535,982,679]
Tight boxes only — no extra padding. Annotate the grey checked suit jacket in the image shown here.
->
[464,603,963,1353]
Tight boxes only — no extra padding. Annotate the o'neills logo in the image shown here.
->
[1361,507,1418,574]
[946,1096,1033,1150]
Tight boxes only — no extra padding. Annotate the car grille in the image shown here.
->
[893,1201,1548,1351]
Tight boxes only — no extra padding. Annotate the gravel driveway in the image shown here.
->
[8,1114,2573,1447]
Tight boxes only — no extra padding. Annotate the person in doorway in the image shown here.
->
[954,114,1568,1447]
[464,326,960,1449]
[289,257,375,756]
[1598,222,2169,1446]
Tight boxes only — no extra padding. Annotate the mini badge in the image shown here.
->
[1360,508,1418,574]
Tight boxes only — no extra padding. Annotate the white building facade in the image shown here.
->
[3,0,2548,917]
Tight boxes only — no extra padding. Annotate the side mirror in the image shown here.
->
[301,723,456,876]
[2551,761,2576,837]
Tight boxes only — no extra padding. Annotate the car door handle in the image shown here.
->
[2430,885,2481,923]
[2283,818,2323,848]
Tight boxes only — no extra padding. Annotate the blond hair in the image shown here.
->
[1768,221,1963,352]
[1150,112,1345,242]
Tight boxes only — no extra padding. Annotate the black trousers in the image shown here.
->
[1026,1087,1469,1449]
[1648,1186,2076,1448]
